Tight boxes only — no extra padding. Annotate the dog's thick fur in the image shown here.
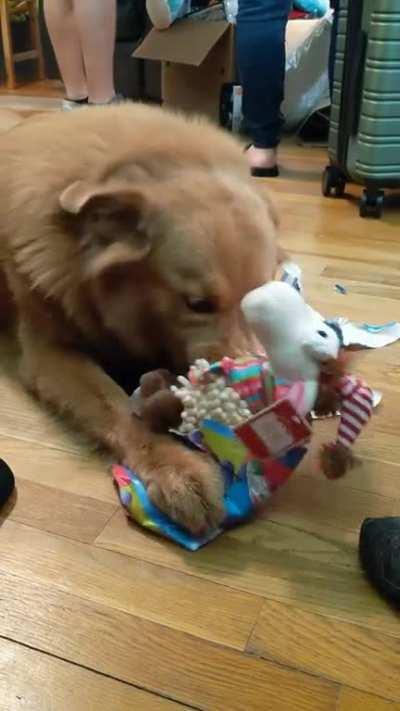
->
[0,104,279,533]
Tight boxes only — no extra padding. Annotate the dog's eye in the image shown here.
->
[185,296,217,314]
[318,330,328,338]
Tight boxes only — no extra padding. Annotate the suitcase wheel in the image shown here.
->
[322,166,346,198]
[359,190,384,219]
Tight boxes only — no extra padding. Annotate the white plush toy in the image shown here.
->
[240,280,375,478]
[241,281,342,414]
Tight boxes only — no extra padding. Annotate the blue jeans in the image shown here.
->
[236,0,292,148]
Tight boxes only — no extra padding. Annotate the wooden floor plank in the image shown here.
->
[248,600,400,702]
[0,382,84,454]
[266,470,396,537]
[281,209,400,250]
[281,229,400,271]
[96,509,397,636]
[0,569,338,711]
[0,636,186,711]
[0,340,88,456]
[0,435,116,504]
[312,423,400,470]
[2,478,117,544]
[298,449,400,500]
[322,260,400,287]
[302,283,400,326]
[0,78,63,98]
[338,688,400,711]
[0,519,262,650]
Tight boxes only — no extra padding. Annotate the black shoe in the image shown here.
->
[359,517,400,606]
[0,459,15,508]
[251,165,279,178]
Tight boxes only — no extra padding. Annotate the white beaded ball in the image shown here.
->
[171,359,251,434]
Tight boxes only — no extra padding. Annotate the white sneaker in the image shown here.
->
[62,98,88,112]
[89,94,124,107]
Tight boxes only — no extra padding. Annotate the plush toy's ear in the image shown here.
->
[141,389,183,434]
[136,370,182,433]
[59,180,155,277]
[139,369,177,398]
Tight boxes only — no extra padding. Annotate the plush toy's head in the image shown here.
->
[241,281,341,382]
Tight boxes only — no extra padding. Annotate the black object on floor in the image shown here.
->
[297,106,330,146]
[359,517,400,606]
[251,165,279,178]
[0,458,15,508]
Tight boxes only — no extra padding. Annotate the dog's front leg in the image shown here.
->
[19,330,224,534]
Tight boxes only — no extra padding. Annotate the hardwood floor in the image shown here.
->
[1,125,400,709]
[0,80,63,98]
[0,80,62,112]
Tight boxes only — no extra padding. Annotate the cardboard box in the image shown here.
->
[134,18,234,122]
[134,14,332,128]
[282,15,331,129]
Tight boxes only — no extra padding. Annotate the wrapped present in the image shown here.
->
[113,439,308,551]
[113,358,311,550]
[114,280,374,550]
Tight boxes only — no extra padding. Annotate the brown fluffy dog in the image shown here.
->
[0,103,280,533]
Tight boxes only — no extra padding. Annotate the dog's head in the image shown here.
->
[59,167,281,371]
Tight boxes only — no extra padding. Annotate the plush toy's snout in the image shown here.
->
[303,324,341,365]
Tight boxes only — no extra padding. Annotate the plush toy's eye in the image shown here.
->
[185,296,217,314]
[318,330,328,338]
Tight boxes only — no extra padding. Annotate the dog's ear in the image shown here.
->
[59,180,155,277]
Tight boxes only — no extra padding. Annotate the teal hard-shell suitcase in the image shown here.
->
[323,0,400,217]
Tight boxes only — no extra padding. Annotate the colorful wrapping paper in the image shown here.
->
[112,438,308,551]
[113,357,311,550]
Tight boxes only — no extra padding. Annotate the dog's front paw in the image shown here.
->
[130,440,224,535]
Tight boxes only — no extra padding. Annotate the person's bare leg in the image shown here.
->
[43,0,87,101]
[73,0,117,104]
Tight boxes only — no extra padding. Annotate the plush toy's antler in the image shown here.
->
[320,441,356,480]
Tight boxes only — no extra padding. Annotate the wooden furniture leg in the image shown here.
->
[0,0,17,89]
[28,0,45,81]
